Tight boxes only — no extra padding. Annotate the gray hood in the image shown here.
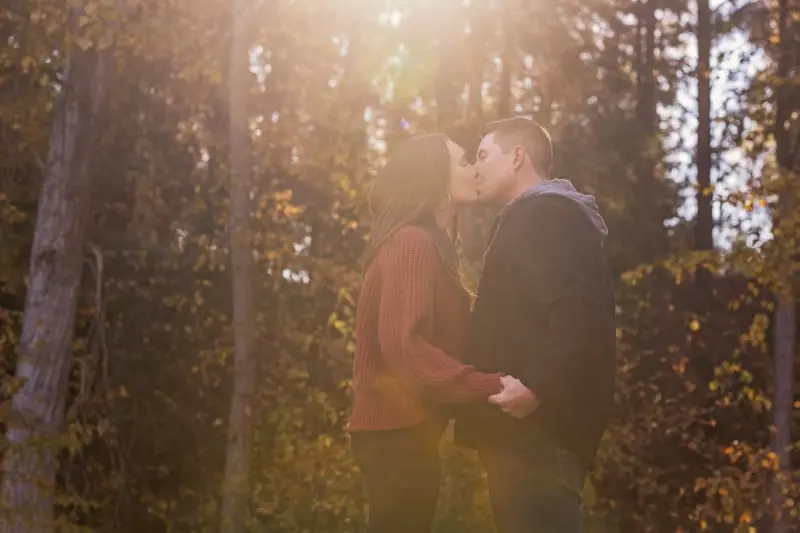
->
[515,178,608,243]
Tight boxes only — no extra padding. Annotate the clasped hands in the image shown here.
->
[488,375,541,419]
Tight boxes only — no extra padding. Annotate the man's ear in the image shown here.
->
[512,145,525,171]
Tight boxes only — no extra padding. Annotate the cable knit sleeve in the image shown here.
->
[375,227,502,404]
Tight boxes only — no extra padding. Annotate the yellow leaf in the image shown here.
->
[75,36,94,51]
[689,319,700,332]
[21,56,35,74]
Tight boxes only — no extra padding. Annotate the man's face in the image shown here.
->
[475,132,516,204]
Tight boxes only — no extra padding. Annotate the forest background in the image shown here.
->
[0,0,799,532]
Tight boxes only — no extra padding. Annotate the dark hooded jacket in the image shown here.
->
[454,179,616,467]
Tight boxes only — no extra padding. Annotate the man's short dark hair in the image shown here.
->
[486,116,553,177]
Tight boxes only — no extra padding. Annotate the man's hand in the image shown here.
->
[488,375,541,419]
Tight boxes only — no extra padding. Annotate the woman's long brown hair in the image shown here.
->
[362,133,457,272]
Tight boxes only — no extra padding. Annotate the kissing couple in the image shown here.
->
[348,117,616,533]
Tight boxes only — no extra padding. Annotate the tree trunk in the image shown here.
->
[694,0,713,253]
[435,3,460,133]
[770,1,795,531]
[467,0,484,130]
[690,0,714,384]
[219,1,257,532]
[497,0,513,118]
[0,6,115,533]
[771,298,795,533]
[633,0,665,262]
[636,0,657,135]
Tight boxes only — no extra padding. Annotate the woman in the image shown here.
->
[348,134,503,532]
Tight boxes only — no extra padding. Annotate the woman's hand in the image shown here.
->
[488,375,541,419]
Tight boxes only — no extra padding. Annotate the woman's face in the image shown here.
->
[446,140,480,204]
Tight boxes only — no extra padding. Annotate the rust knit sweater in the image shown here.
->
[348,225,502,432]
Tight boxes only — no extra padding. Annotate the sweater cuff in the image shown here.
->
[468,373,503,398]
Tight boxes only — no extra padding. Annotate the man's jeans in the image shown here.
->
[479,434,585,533]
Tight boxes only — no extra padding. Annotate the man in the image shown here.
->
[454,117,616,533]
